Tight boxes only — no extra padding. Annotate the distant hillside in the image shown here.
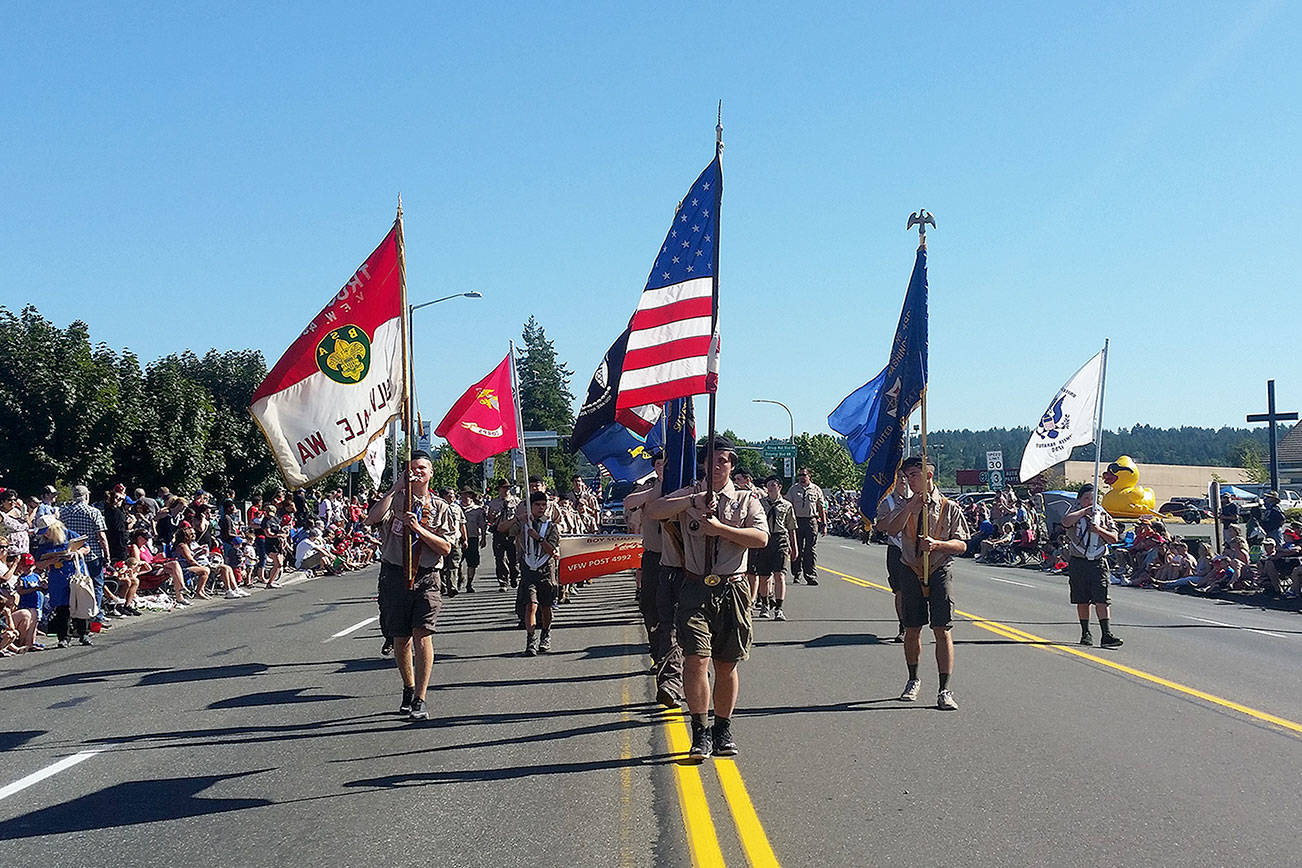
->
[924,425,1271,483]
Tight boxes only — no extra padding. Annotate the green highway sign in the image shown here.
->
[762,442,797,459]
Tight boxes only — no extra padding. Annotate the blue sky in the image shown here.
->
[3,1,1297,447]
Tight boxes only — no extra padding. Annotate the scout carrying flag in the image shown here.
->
[251,225,404,489]
[435,352,521,463]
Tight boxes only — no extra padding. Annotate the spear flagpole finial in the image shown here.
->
[907,209,935,249]
[716,100,723,154]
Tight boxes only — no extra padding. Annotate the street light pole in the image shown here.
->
[400,291,483,470]
[753,398,795,479]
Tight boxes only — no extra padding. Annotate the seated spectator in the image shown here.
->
[2,488,30,556]
[295,528,335,575]
[128,529,189,605]
[0,575,39,654]
[172,526,214,598]
[11,553,47,621]
[978,522,1014,562]
[1153,538,1196,583]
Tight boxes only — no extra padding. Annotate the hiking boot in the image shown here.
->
[712,721,738,757]
[1079,631,1094,646]
[399,686,414,714]
[689,725,713,761]
[899,678,921,701]
[538,630,551,653]
[1101,633,1124,649]
[524,632,538,657]
[656,685,682,709]
[937,689,959,711]
[408,698,429,721]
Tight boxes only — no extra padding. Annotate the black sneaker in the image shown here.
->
[805,577,819,586]
[1080,632,1094,646]
[538,630,551,653]
[409,698,428,720]
[689,725,713,761]
[399,687,414,714]
[712,722,738,757]
[894,630,905,643]
[1100,633,1124,649]
[381,638,394,657]
[79,635,93,646]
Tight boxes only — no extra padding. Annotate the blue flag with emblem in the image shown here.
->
[570,326,664,483]
[827,247,929,519]
[661,397,696,492]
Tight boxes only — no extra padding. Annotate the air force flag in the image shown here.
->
[1018,348,1105,482]
[828,247,929,519]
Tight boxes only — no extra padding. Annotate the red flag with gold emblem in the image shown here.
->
[435,354,519,462]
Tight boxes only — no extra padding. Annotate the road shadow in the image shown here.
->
[436,670,641,691]
[0,730,46,751]
[1,666,163,692]
[0,771,274,840]
[342,753,677,788]
[754,633,886,649]
[736,698,931,717]
[208,688,352,709]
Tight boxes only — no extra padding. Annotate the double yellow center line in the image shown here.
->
[821,565,1302,738]
[657,708,780,867]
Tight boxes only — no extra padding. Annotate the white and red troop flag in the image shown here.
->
[251,226,404,488]
[614,154,721,436]
[435,353,519,463]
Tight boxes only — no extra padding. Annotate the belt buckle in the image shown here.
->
[703,573,722,586]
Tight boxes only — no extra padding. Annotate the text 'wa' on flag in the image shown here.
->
[827,247,929,519]
[1017,348,1104,482]
[250,226,404,489]
[614,155,721,436]
[435,353,520,464]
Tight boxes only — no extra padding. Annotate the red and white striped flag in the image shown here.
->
[250,224,404,488]
[614,155,721,436]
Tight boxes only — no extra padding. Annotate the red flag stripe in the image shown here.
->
[617,376,709,418]
[623,335,713,372]
[629,296,713,332]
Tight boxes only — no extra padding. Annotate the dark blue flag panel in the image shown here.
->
[571,326,665,483]
[827,248,929,519]
[661,397,696,493]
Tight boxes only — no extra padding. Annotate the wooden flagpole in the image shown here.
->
[915,216,932,595]
[396,197,414,589]
[703,104,723,572]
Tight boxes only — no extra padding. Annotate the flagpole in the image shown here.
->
[510,340,529,485]
[703,104,723,573]
[1091,338,1110,517]
[915,224,932,595]
[396,197,415,590]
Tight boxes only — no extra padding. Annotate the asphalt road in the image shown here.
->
[2,539,1299,867]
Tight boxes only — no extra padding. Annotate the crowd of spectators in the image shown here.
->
[0,482,384,654]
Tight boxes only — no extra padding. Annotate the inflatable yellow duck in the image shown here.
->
[1101,456,1158,518]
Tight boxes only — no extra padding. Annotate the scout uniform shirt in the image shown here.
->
[785,480,827,520]
[1067,508,1117,561]
[462,502,487,544]
[487,493,520,535]
[760,493,797,549]
[666,480,768,577]
[877,487,969,578]
[379,490,451,570]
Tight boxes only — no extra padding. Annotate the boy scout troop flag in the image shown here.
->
[613,155,722,436]
[828,247,929,518]
[251,226,404,489]
[435,353,520,463]
[1018,347,1106,482]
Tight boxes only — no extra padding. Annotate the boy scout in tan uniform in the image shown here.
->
[875,456,968,711]
[647,439,768,759]
[786,469,828,585]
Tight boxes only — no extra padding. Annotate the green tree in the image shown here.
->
[517,317,577,482]
[795,433,860,489]
[1231,439,1270,485]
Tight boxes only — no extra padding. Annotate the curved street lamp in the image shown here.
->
[752,398,796,478]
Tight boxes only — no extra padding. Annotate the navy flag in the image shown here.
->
[571,327,664,483]
[661,397,696,492]
[827,248,929,519]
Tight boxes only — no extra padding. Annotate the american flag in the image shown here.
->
[614,155,721,436]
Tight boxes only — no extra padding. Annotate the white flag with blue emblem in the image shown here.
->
[1018,349,1105,483]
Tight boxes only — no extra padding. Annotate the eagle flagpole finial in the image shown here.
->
[907,209,935,249]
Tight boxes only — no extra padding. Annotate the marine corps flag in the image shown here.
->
[251,226,404,489]
[435,353,520,463]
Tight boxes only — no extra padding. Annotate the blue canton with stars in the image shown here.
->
[643,155,721,293]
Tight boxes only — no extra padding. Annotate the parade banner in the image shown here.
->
[558,534,643,584]
[614,156,722,435]
[435,353,519,463]
[251,226,403,489]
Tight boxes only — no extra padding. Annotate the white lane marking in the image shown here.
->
[326,615,379,642]
[987,576,1034,588]
[1187,615,1286,639]
[0,750,103,801]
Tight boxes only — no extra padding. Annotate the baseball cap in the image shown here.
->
[19,553,35,567]
[72,484,90,501]
[42,485,57,495]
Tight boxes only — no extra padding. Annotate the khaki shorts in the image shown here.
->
[676,573,752,662]
[378,561,441,638]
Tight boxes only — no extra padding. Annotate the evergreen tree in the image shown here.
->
[516,316,577,483]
